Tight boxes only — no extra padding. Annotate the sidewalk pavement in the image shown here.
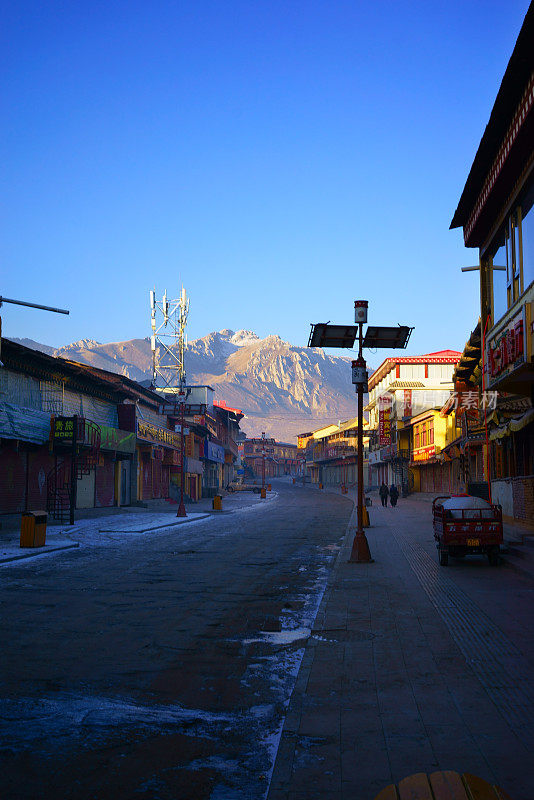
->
[315,485,534,577]
[267,493,534,800]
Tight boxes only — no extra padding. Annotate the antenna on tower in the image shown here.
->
[149,286,189,393]
[178,285,189,388]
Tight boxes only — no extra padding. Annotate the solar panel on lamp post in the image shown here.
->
[308,304,413,564]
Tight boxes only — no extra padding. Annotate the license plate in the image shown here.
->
[467,538,480,547]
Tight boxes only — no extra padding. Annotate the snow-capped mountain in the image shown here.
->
[10,330,361,441]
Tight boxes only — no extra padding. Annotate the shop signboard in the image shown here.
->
[412,445,437,462]
[205,441,225,463]
[137,420,180,449]
[486,305,527,388]
[403,389,412,419]
[378,394,393,446]
[53,416,77,446]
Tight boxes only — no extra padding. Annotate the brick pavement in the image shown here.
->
[267,492,534,800]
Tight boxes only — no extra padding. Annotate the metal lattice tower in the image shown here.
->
[149,287,189,391]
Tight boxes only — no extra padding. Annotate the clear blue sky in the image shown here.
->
[1,0,530,358]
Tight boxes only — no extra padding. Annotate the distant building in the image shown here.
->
[243,438,299,479]
[365,350,461,492]
[297,419,370,488]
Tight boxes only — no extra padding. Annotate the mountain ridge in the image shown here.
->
[8,330,362,441]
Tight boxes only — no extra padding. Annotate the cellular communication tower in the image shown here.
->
[149,286,189,392]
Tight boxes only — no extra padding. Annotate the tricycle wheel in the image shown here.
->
[439,550,448,566]
[488,549,500,566]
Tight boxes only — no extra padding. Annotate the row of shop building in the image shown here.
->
[0,338,244,518]
[241,438,300,480]
[299,6,534,526]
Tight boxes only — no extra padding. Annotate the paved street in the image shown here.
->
[1,482,533,800]
[0,482,350,800]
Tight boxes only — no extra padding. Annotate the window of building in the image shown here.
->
[491,182,534,324]
[520,183,534,292]
[415,427,420,449]
[429,423,434,445]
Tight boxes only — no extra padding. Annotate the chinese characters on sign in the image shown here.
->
[378,394,392,446]
[137,421,181,449]
[403,389,412,418]
[53,417,75,442]
[487,311,525,384]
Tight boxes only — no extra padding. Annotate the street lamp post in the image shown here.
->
[308,301,413,564]
[349,309,371,562]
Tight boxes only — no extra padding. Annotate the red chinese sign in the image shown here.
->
[403,389,412,418]
[487,311,525,385]
[378,394,392,446]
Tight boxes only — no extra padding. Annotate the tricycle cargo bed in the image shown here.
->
[432,495,503,567]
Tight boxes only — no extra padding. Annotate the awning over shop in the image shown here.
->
[0,402,51,444]
[490,407,534,440]
[185,456,203,474]
[99,425,136,453]
[454,321,481,386]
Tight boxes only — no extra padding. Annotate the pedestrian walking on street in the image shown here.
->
[389,484,399,507]
[379,482,389,507]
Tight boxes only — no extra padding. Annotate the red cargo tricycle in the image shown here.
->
[432,494,503,567]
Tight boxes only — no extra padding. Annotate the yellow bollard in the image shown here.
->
[319,482,323,489]
[363,506,370,527]
[267,484,272,491]
[260,487,266,499]
[212,495,222,511]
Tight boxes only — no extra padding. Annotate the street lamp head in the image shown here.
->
[308,323,358,349]
[362,325,413,349]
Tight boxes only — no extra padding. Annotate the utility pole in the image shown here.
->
[70,415,78,526]
[261,432,266,495]
[177,392,187,517]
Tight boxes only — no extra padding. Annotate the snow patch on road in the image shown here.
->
[241,628,311,646]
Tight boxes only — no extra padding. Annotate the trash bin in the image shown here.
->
[212,495,222,511]
[20,510,47,548]
[260,487,266,499]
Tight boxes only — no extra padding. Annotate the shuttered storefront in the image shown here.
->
[27,449,55,511]
[0,443,27,513]
[95,459,115,507]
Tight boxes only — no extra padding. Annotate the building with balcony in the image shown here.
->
[297,418,370,488]
[450,3,534,523]
[365,350,461,491]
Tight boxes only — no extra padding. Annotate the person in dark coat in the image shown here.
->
[389,484,399,507]
[379,482,389,507]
